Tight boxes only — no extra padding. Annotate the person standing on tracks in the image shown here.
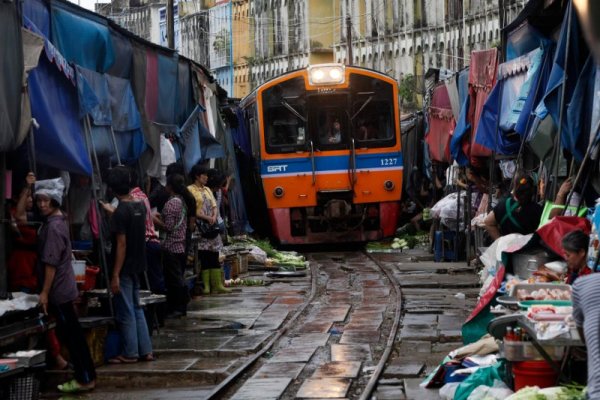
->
[153,173,190,318]
[188,165,230,294]
[106,166,154,364]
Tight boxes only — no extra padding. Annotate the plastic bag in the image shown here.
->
[247,245,267,264]
[439,382,461,400]
[467,380,513,400]
[453,361,507,400]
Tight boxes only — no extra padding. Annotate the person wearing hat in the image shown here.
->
[35,177,96,393]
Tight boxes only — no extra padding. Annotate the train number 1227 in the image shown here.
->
[380,158,398,166]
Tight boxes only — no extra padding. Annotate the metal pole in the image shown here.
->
[551,3,574,198]
[562,119,600,215]
[346,15,353,66]
[109,127,122,165]
[167,0,175,49]
[84,116,114,318]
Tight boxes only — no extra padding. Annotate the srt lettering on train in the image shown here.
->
[267,165,288,172]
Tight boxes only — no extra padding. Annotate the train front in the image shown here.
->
[257,64,403,244]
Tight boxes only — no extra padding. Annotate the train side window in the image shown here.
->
[267,106,305,147]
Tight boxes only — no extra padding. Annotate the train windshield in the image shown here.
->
[350,74,396,148]
[262,77,307,154]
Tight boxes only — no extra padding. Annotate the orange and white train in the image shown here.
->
[239,63,403,244]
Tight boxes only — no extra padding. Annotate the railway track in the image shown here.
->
[205,250,402,400]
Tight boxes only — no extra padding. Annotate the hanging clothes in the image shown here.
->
[426,84,455,163]
[475,47,544,155]
[464,48,498,165]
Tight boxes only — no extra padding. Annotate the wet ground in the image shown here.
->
[42,247,480,399]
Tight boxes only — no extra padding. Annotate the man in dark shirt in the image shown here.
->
[106,166,154,363]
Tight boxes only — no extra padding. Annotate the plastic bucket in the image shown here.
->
[512,360,559,390]
[72,260,86,283]
[82,266,100,291]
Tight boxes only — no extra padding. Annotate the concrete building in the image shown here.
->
[242,0,525,104]
[335,0,525,99]
[247,0,337,91]
[99,0,526,101]
[98,0,211,76]
[232,0,252,98]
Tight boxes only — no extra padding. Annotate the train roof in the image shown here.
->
[240,64,398,107]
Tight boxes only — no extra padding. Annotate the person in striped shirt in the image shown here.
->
[569,230,599,399]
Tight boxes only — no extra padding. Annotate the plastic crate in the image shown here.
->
[8,372,40,400]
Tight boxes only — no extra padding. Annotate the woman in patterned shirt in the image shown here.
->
[153,174,190,317]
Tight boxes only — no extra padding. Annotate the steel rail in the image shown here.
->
[204,260,319,399]
[360,251,403,400]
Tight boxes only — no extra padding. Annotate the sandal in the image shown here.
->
[139,353,157,362]
[57,379,95,393]
[108,355,138,364]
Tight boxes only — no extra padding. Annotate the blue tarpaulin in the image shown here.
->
[177,106,203,172]
[156,53,178,124]
[536,1,589,137]
[22,0,50,38]
[107,28,132,78]
[450,96,471,165]
[29,53,92,175]
[475,48,544,154]
[51,0,115,72]
[200,118,225,160]
[232,108,252,156]
[76,66,145,163]
[565,56,597,161]
[176,60,195,127]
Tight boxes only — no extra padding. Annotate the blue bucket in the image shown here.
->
[223,263,232,280]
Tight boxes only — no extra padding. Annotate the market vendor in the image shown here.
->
[35,178,96,393]
[483,175,542,240]
[562,230,592,284]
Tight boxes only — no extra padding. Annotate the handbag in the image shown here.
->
[197,220,220,239]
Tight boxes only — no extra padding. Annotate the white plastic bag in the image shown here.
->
[439,382,461,400]
[247,245,267,264]
[466,379,513,400]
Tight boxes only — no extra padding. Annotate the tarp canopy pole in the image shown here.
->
[27,124,37,174]
[562,119,600,215]
[551,2,574,198]
[109,126,121,165]
[84,114,114,318]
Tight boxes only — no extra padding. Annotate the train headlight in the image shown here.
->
[308,64,345,85]
[384,180,395,191]
[273,186,284,198]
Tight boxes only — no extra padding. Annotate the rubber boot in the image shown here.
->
[201,270,211,295]
[210,269,231,294]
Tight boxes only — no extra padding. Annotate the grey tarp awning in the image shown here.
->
[0,0,24,151]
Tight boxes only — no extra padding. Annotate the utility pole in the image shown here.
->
[346,14,353,66]
[167,0,175,49]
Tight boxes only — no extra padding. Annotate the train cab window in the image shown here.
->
[262,77,307,154]
[350,74,396,148]
[317,110,346,146]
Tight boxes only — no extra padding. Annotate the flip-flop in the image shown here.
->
[57,379,95,393]
[108,355,138,364]
[139,353,157,362]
